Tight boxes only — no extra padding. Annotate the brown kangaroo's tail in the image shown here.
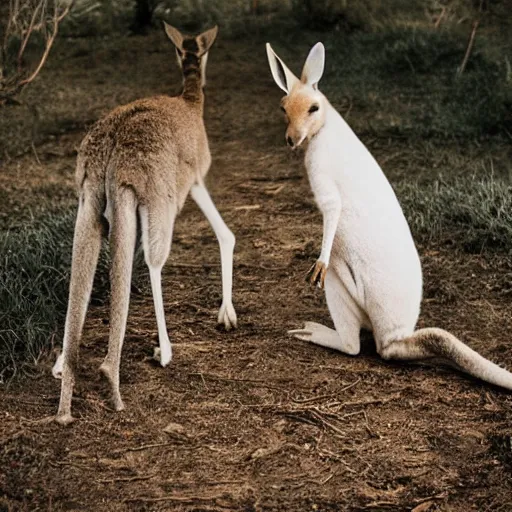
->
[380,327,512,391]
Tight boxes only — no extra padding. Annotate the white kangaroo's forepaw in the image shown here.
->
[218,302,237,331]
[52,353,63,379]
[288,321,332,342]
[153,342,172,367]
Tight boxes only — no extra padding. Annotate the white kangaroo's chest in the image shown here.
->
[305,109,422,322]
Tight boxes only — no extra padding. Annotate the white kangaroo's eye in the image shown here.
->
[308,104,319,114]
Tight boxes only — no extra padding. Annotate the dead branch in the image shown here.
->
[0,0,73,103]
[125,441,172,452]
[434,6,446,29]
[190,372,290,392]
[457,19,480,76]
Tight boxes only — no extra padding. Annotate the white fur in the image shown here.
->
[266,42,512,391]
[190,183,237,330]
[301,42,324,88]
[304,95,422,350]
[266,43,299,94]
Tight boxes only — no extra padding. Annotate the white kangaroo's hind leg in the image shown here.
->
[289,321,341,347]
[289,268,362,356]
[190,182,237,330]
[99,189,138,411]
[139,201,175,367]
[55,188,103,425]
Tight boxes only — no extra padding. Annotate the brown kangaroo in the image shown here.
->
[53,23,237,425]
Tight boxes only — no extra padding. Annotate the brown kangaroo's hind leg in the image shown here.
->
[54,184,103,426]
[378,327,512,391]
[99,187,138,412]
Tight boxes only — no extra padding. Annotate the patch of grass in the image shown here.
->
[0,209,148,382]
[323,27,512,139]
[0,212,76,382]
[397,175,512,252]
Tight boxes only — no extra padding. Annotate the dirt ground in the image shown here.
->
[1,28,512,512]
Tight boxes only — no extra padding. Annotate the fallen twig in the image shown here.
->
[319,471,337,484]
[121,442,172,453]
[317,448,358,473]
[412,492,449,506]
[309,410,347,437]
[234,204,261,211]
[363,500,397,509]
[99,473,157,484]
[339,378,362,393]
[337,394,400,408]
[124,494,238,509]
[291,394,337,404]
[48,460,94,471]
[264,184,286,196]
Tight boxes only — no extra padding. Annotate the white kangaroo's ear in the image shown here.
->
[266,43,299,94]
[301,42,325,89]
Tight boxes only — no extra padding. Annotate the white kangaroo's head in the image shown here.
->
[266,42,326,149]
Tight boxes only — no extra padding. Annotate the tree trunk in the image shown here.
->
[131,0,154,34]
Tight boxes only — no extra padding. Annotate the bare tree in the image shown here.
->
[0,0,73,104]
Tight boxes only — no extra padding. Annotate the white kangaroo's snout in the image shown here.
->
[286,130,306,150]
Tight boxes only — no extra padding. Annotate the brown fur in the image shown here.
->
[77,95,210,213]
[53,23,221,425]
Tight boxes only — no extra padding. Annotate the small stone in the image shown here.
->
[163,422,187,437]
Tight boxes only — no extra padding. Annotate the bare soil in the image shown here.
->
[1,29,512,512]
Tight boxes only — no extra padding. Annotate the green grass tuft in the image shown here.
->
[397,175,512,252]
[0,212,75,381]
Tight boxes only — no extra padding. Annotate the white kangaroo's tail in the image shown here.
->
[380,327,512,391]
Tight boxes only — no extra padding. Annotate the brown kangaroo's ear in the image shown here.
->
[197,25,218,55]
[164,22,184,50]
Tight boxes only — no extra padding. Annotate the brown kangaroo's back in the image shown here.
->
[77,95,209,212]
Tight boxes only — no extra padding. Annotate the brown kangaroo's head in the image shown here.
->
[164,22,218,89]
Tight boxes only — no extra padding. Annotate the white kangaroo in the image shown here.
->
[52,24,237,425]
[266,41,512,391]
